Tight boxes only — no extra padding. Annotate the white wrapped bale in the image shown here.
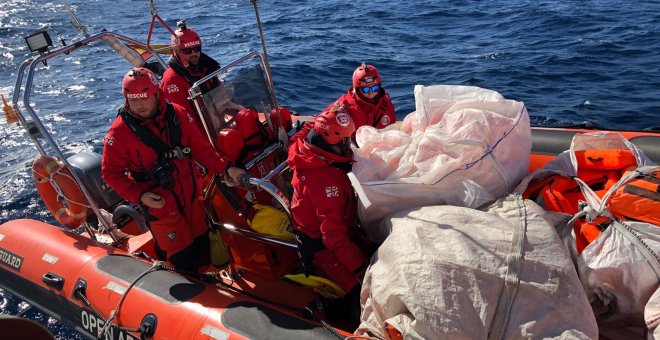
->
[357,196,597,339]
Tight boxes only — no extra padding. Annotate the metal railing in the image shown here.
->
[12,31,159,240]
[189,51,278,147]
[205,156,296,250]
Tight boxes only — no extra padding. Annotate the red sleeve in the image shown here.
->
[311,172,366,272]
[161,69,194,114]
[101,121,144,204]
[174,104,231,174]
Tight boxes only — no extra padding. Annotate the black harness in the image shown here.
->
[119,103,195,213]
[169,52,221,92]
[120,104,191,162]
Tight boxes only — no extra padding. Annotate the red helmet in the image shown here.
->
[235,108,265,146]
[313,105,355,145]
[171,21,202,51]
[216,128,244,162]
[269,107,293,131]
[121,67,160,100]
[352,63,381,88]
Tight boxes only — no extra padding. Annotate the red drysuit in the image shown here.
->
[287,138,366,292]
[329,88,396,130]
[161,53,221,131]
[102,99,230,260]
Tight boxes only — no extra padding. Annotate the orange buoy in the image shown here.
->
[32,155,88,228]
[2,94,19,125]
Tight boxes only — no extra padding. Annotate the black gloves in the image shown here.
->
[238,172,255,188]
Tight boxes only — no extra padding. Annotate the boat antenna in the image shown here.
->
[250,0,287,148]
[61,0,90,37]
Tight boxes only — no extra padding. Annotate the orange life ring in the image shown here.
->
[32,155,88,228]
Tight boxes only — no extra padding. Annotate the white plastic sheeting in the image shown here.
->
[356,195,598,339]
[514,132,660,339]
[579,220,660,339]
[646,288,660,338]
[350,85,531,232]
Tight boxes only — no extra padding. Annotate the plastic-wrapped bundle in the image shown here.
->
[351,85,531,231]
[356,195,598,339]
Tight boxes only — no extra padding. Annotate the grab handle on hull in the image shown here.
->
[139,313,158,338]
[41,272,65,290]
[72,278,88,304]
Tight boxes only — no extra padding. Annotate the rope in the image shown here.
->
[51,168,93,209]
[566,201,600,227]
[488,195,526,340]
[82,256,349,339]
[74,289,108,328]
[320,319,347,339]
[31,167,93,209]
[566,210,588,227]
[98,261,165,338]
[183,268,347,338]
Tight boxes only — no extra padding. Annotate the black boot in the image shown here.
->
[322,285,362,330]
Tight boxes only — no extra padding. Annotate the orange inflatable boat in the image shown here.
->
[1,4,659,339]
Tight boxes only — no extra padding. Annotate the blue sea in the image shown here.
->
[1,0,660,337]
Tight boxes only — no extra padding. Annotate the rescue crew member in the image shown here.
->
[161,20,222,132]
[329,62,396,130]
[102,67,246,271]
[287,105,367,326]
[289,63,396,146]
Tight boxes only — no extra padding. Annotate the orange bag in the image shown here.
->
[523,149,637,215]
[523,149,639,253]
[608,167,660,225]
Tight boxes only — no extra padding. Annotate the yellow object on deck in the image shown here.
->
[247,204,295,241]
[209,228,230,268]
[283,273,346,299]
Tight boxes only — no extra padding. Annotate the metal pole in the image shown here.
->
[250,0,288,148]
[19,33,140,240]
[145,0,175,71]
[11,58,47,156]
[250,0,276,105]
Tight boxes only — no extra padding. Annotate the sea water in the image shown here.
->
[1,1,660,338]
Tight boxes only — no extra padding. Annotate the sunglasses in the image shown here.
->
[360,85,380,94]
[180,46,201,55]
